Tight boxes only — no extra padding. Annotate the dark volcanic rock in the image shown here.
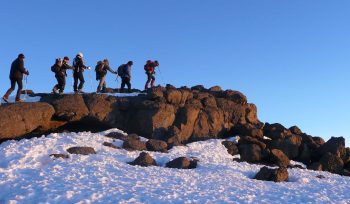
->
[289,126,302,135]
[103,142,119,149]
[307,162,323,171]
[105,132,127,140]
[270,149,290,167]
[50,154,69,159]
[146,139,168,152]
[67,147,97,155]
[166,157,198,169]
[239,144,263,163]
[0,103,55,140]
[122,139,147,151]
[128,152,157,167]
[254,166,289,182]
[222,141,239,156]
[319,153,344,174]
[264,123,291,140]
[319,137,346,159]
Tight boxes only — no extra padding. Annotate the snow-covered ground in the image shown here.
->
[0,129,350,204]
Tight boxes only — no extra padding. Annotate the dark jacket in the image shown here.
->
[96,63,115,77]
[73,57,86,73]
[61,62,72,77]
[10,58,27,79]
[121,64,131,79]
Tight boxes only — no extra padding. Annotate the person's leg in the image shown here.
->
[97,75,106,92]
[78,72,85,91]
[15,78,23,101]
[3,79,16,99]
[120,77,126,93]
[126,78,131,93]
[151,75,155,88]
[60,76,66,94]
[73,73,78,92]
[145,73,152,89]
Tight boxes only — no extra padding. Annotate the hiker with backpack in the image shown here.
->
[117,61,133,93]
[52,57,73,94]
[95,59,117,93]
[2,53,29,103]
[144,60,159,90]
[72,52,90,93]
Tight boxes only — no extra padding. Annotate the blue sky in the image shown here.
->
[0,0,349,144]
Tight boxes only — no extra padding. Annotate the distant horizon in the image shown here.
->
[0,0,349,145]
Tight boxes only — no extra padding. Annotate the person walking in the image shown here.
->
[95,59,117,93]
[144,60,159,90]
[2,53,29,103]
[72,52,89,93]
[117,61,133,93]
[52,57,73,94]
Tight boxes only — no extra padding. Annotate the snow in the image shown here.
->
[1,95,41,104]
[0,129,350,203]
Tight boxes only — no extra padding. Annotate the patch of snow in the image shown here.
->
[1,95,41,103]
[104,92,145,97]
[0,130,349,203]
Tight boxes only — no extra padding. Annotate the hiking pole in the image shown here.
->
[89,69,93,93]
[24,75,28,100]
[157,66,165,86]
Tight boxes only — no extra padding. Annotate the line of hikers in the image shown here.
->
[2,53,160,103]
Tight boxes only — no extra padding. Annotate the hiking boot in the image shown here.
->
[52,88,58,94]
[2,96,9,103]
[15,98,24,103]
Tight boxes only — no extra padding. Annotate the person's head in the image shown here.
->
[154,60,159,66]
[103,59,109,66]
[77,52,83,58]
[127,61,133,66]
[63,56,69,63]
[18,53,25,59]
[56,58,63,66]
[146,60,152,64]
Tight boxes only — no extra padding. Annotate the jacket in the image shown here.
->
[9,58,27,79]
[73,57,86,73]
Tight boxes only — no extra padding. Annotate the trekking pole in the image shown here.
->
[157,66,165,86]
[89,69,93,93]
[24,75,28,100]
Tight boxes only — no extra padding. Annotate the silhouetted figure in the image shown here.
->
[2,53,29,103]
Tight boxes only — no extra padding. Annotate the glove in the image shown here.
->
[26,70,29,75]
[86,66,91,70]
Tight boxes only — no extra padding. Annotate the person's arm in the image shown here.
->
[18,59,28,74]
[106,65,116,74]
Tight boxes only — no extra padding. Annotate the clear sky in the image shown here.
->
[0,1,349,144]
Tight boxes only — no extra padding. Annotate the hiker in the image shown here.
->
[144,60,159,90]
[2,53,29,103]
[95,59,117,93]
[117,61,133,93]
[72,52,89,93]
[52,57,73,94]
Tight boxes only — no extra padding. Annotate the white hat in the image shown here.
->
[77,52,83,58]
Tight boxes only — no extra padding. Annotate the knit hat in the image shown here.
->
[77,52,83,58]
[64,56,69,61]
[18,53,25,59]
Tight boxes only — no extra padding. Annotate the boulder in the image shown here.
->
[222,141,239,156]
[224,90,247,104]
[48,94,89,121]
[209,86,222,92]
[263,123,291,140]
[191,85,206,91]
[319,153,344,174]
[238,136,267,149]
[254,166,289,182]
[270,149,290,167]
[269,134,302,159]
[165,89,182,104]
[166,157,197,169]
[103,142,119,149]
[105,132,128,140]
[232,123,263,138]
[122,139,147,151]
[289,126,302,135]
[128,152,157,167]
[66,147,96,155]
[50,154,69,159]
[319,137,346,159]
[0,103,55,140]
[239,144,262,163]
[146,139,168,152]
[307,162,323,171]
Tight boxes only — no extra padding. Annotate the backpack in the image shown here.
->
[117,64,126,77]
[95,61,104,80]
[51,65,60,73]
